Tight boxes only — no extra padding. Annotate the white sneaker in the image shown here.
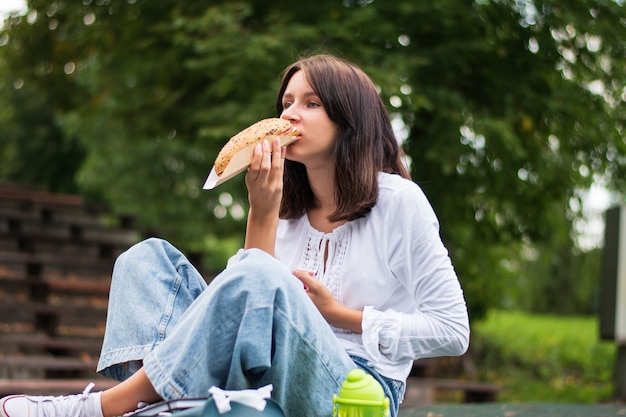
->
[0,383,103,417]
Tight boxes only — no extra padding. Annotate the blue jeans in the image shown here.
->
[97,238,401,417]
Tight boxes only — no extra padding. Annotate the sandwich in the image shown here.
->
[203,118,299,189]
[214,118,298,175]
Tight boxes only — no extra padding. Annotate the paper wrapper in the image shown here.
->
[203,135,299,190]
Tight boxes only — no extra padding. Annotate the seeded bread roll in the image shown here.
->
[214,118,296,175]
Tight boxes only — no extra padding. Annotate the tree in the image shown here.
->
[1,0,624,318]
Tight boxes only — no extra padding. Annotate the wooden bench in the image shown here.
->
[0,185,139,396]
[402,377,501,407]
[399,358,501,407]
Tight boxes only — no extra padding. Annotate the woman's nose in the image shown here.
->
[281,105,299,122]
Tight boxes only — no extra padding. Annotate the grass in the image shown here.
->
[469,310,616,403]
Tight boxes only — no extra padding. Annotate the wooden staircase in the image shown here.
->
[0,185,139,396]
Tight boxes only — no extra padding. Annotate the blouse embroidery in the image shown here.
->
[300,218,351,313]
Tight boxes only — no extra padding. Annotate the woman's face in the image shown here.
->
[280,70,339,167]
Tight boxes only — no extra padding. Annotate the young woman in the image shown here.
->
[0,54,469,417]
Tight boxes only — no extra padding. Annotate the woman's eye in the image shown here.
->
[308,101,321,108]
[283,102,292,109]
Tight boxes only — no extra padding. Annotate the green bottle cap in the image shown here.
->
[333,369,390,417]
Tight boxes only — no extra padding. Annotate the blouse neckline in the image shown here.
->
[303,213,350,237]
[299,215,351,314]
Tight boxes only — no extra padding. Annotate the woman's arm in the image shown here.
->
[362,182,470,361]
[244,138,285,255]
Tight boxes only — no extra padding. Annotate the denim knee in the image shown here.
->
[232,248,296,287]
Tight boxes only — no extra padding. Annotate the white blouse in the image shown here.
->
[229,172,469,383]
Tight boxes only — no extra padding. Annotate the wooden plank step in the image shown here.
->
[0,333,103,356]
[47,278,111,295]
[0,252,113,271]
[0,301,107,331]
[0,186,85,208]
[0,186,134,234]
[0,276,111,295]
[0,299,107,315]
[0,272,111,290]
[0,356,99,372]
[0,205,104,230]
[0,224,137,252]
[0,378,118,397]
[0,235,125,261]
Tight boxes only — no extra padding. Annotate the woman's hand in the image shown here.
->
[293,270,363,334]
[246,138,285,215]
[243,138,285,255]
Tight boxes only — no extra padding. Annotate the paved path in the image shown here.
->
[399,403,626,417]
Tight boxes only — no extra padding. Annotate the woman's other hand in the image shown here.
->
[292,270,363,334]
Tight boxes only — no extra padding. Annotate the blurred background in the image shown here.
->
[0,0,625,406]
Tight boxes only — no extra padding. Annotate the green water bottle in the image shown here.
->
[333,369,390,417]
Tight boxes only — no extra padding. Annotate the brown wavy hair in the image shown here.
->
[276,54,410,222]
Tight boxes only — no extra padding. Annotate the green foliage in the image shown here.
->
[472,310,615,402]
[0,0,624,317]
[0,30,85,193]
[503,244,602,314]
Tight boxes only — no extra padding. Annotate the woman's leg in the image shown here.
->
[101,369,160,417]
[97,237,208,381]
[0,243,368,417]
[141,248,357,417]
